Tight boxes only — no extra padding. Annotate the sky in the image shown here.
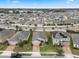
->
[0,0,79,8]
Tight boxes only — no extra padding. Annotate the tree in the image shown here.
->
[19,28,22,31]
[15,26,19,31]
[34,24,37,27]
[30,29,32,32]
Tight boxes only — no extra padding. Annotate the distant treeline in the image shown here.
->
[0,8,79,13]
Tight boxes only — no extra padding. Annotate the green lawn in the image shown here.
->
[14,31,32,52]
[0,41,9,54]
[0,41,9,50]
[71,48,79,55]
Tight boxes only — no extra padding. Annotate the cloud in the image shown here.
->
[66,0,75,4]
[69,0,74,2]
[12,0,20,3]
[8,0,20,3]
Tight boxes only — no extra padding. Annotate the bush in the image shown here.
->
[18,42,24,48]
[22,40,28,44]
[3,41,9,45]
[56,47,63,56]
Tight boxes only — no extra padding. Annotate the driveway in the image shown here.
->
[31,41,41,57]
[31,45,41,57]
[62,42,73,58]
[32,45,40,52]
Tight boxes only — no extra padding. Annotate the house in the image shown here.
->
[0,29,16,43]
[7,31,30,45]
[52,31,70,45]
[71,33,79,48]
[32,32,48,45]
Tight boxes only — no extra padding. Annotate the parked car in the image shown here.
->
[11,53,22,58]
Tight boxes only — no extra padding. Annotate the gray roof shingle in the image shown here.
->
[32,32,48,42]
[72,34,79,45]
